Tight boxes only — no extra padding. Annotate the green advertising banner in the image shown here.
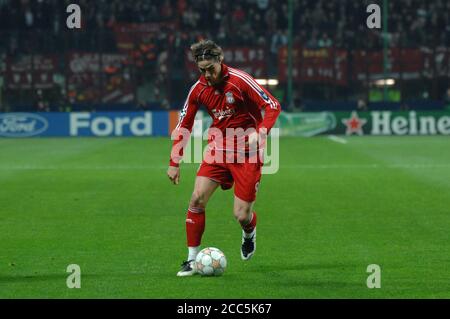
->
[275,111,450,136]
[275,112,337,137]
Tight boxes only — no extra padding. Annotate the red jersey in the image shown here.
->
[170,64,281,167]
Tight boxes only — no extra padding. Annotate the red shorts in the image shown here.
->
[197,159,262,203]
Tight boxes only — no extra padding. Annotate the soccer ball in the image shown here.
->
[195,247,227,276]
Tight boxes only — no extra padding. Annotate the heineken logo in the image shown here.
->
[371,111,450,135]
[342,111,367,135]
[342,111,450,136]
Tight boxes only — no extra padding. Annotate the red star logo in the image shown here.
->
[342,111,367,135]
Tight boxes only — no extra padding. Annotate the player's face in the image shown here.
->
[197,60,222,86]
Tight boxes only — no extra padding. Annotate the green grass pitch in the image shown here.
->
[0,136,449,298]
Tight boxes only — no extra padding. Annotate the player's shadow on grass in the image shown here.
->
[250,263,367,289]
[277,279,366,289]
[253,262,362,273]
[0,273,99,283]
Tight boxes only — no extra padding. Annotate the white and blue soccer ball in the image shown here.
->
[195,247,227,276]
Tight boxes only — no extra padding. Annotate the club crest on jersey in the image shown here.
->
[225,92,235,104]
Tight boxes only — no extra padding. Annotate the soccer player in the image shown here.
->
[167,40,281,276]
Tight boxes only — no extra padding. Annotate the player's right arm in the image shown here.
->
[167,82,201,185]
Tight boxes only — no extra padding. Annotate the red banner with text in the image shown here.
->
[66,52,135,104]
[278,47,348,85]
[3,55,57,90]
[278,46,450,84]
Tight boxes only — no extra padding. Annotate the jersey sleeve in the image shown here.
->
[169,83,200,167]
[239,73,281,132]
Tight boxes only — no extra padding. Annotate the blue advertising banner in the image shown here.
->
[0,112,169,137]
[0,112,68,137]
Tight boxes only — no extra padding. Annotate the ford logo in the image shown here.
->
[0,113,49,137]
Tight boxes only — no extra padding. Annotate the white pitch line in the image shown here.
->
[0,165,168,170]
[283,164,450,169]
[327,135,348,144]
[0,164,450,170]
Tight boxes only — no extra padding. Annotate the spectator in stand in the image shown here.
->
[35,90,50,112]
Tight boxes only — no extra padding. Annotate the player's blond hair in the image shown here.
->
[190,40,224,63]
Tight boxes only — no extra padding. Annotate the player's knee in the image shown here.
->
[190,190,207,208]
[234,207,251,223]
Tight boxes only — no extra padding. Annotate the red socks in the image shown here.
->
[186,209,256,247]
[186,207,205,247]
[241,211,257,234]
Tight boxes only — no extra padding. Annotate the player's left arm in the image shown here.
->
[240,74,282,145]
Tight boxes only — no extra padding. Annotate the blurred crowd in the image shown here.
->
[0,0,448,111]
[0,0,448,53]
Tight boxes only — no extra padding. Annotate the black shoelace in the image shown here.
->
[181,260,193,269]
[242,237,254,252]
